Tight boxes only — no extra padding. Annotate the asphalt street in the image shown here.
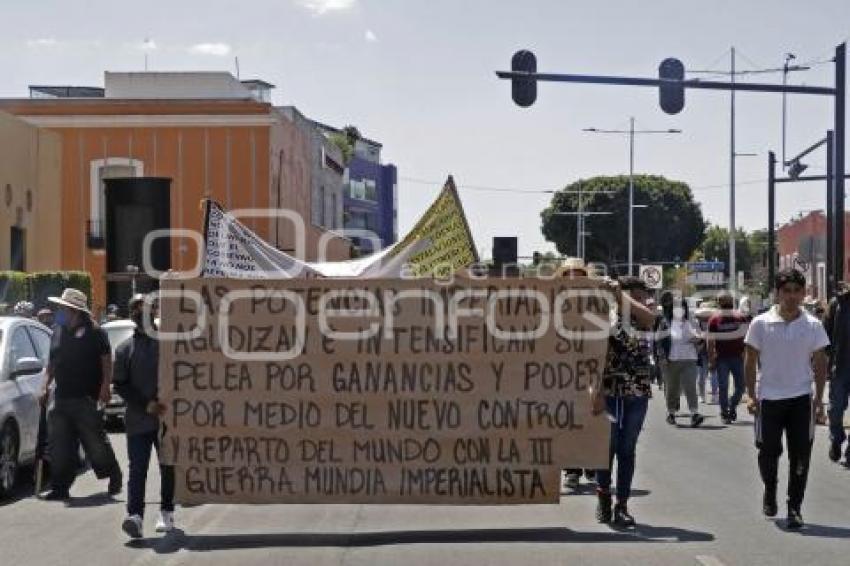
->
[2,389,848,566]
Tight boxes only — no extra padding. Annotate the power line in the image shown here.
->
[398,175,768,194]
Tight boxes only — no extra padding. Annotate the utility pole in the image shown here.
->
[629,117,635,276]
[730,48,737,291]
[583,123,680,276]
[836,44,846,284]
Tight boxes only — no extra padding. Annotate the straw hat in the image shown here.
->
[48,288,92,316]
[555,257,588,277]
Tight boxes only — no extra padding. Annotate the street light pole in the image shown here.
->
[730,48,737,291]
[629,117,635,276]
[583,123,681,276]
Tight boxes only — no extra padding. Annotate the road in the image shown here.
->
[2,391,848,566]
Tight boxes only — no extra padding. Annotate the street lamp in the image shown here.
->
[583,119,682,275]
[551,211,612,261]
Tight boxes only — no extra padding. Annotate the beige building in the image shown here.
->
[0,111,62,272]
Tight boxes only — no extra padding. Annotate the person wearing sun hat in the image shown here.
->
[39,288,122,501]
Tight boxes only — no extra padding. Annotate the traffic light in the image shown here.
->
[511,50,537,107]
[658,57,685,114]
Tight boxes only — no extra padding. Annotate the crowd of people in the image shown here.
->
[9,290,174,539]
[8,263,849,539]
[559,265,848,531]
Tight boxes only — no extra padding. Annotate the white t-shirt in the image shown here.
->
[744,306,830,400]
[669,319,699,361]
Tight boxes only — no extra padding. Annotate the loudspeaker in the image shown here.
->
[492,236,518,267]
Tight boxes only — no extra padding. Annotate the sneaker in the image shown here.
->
[699,395,706,404]
[828,440,842,463]
[122,514,143,539]
[666,413,676,425]
[155,510,175,533]
[762,490,778,517]
[729,407,738,422]
[595,490,613,523]
[786,506,804,530]
[613,502,636,527]
[691,413,705,428]
[43,489,70,501]
[108,470,123,496]
[721,410,732,425]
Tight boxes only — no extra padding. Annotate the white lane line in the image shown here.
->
[695,555,728,566]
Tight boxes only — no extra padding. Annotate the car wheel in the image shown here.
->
[0,422,20,498]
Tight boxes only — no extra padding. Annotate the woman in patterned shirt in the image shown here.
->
[592,276,657,527]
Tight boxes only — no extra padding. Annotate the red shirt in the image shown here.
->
[708,312,747,358]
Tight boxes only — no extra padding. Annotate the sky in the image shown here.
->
[3,0,849,259]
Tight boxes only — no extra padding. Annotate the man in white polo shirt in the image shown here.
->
[744,269,829,530]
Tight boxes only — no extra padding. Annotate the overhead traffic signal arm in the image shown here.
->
[497,54,836,113]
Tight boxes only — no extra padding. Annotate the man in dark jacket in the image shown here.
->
[824,283,850,464]
[40,288,122,501]
[113,294,175,539]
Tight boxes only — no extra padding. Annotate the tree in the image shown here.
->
[541,175,706,274]
[328,125,362,165]
[699,225,754,278]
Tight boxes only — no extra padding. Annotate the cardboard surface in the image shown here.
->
[158,277,612,504]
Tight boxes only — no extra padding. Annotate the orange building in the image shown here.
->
[0,73,351,312]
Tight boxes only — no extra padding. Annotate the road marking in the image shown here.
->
[695,555,727,566]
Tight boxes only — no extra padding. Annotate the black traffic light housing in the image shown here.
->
[658,58,685,114]
[511,50,537,107]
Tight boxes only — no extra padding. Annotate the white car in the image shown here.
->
[100,319,136,425]
[0,317,51,498]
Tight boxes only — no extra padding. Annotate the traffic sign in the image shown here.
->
[639,264,663,289]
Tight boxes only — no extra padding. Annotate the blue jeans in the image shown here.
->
[595,395,649,501]
[828,365,850,445]
[716,356,745,414]
[127,430,174,517]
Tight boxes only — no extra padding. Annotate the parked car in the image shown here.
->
[101,319,136,427]
[0,317,52,498]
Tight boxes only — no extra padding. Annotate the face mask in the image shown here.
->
[54,310,68,328]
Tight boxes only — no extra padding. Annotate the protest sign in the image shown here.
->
[202,177,478,279]
[158,277,611,504]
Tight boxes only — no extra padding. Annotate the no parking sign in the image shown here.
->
[639,264,663,289]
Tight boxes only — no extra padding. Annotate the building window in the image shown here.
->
[319,185,326,227]
[89,158,143,239]
[348,211,375,231]
[10,226,25,271]
[349,178,377,202]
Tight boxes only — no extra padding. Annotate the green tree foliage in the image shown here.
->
[0,271,92,312]
[0,271,29,307]
[328,125,363,165]
[699,225,754,278]
[541,175,706,273]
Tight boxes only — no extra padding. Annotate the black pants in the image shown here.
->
[755,393,814,509]
[127,430,175,517]
[48,398,120,492]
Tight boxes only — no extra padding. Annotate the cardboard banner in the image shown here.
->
[201,177,479,280]
[158,277,612,504]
